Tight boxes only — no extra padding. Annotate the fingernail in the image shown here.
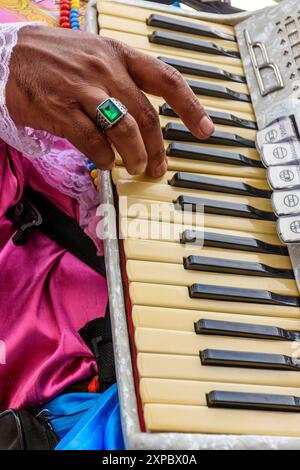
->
[151,158,168,178]
[129,160,147,175]
[199,115,215,137]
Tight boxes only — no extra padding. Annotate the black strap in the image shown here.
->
[146,0,244,13]
[180,1,244,14]
[79,304,116,393]
[7,186,106,278]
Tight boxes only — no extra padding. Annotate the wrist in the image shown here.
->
[6,24,46,127]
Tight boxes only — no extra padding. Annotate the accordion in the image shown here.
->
[87,0,300,449]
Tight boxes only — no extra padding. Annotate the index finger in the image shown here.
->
[125,48,215,139]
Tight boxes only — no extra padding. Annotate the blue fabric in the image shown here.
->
[44,384,125,450]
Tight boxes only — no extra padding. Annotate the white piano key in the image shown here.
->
[267,165,300,190]
[260,140,300,167]
[272,190,300,217]
[256,116,297,150]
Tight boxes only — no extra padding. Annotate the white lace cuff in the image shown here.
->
[0,22,53,157]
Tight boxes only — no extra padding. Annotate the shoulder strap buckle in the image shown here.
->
[7,197,43,246]
[79,312,116,393]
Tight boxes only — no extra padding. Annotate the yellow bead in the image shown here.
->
[94,177,98,188]
[71,2,80,7]
[91,169,97,179]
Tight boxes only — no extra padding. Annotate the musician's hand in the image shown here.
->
[6,25,214,177]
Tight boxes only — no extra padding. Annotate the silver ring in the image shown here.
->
[96,97,128,132]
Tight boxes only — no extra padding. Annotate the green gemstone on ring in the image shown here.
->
[99,99,122,123]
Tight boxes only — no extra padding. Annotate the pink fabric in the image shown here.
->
[0,1,79,26]
[0,139,108,410]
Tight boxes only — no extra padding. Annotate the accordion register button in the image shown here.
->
[267,165,300,190]
[272,189,300,216]
[260,141,300,167]
[256,116,297,150]
[277,215,300,243]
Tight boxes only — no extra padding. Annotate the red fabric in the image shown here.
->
[119,239,146,432]
[88,376,100,393]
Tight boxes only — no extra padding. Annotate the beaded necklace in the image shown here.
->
[59,0,98,190]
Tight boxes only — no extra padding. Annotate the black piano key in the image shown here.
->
[184,256,294,279]
[164,123,256,148]
[176,195,276,221]
[180,230,288,256]
[207,390,300,412]
[167,143,263,167]
[149,31,240,58]
[158,56,246,83]
[147,14,236,42]
[195,319,300,341]
[208,110,257,129]
[200,349,300,371]
[161,104,257,130]
[189,284,300,307]
[170,173,271,198]
[186,79,250,102]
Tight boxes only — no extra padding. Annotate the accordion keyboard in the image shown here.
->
[97,0,300,437]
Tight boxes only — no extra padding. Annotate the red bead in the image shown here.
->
[60,18,69,25]
[60,18,69,26]
[60,0,70,5]
[60,14,69,21]
[60,6,70,13]
[60,21,71,28]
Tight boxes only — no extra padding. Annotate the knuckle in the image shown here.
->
[86,133,103,153]
[87,139,114,166]
[98,159,114,170]
[127,157,146,175]
[151,145,166,164]
[85,55,111,75]
[141,106,160,131]
[105,37,127,59]
[116,114,137,135]
[162,65,184,89]
[71,120,90,144]
[188,94,203,116]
